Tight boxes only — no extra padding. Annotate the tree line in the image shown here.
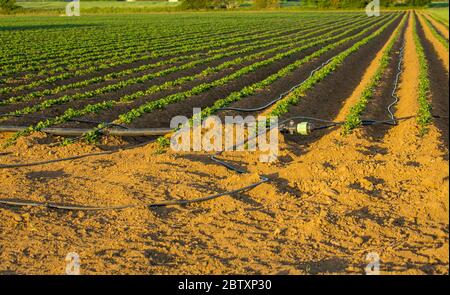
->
[302,0,432,8]
[0,0,435,14]
[0,0,18,13]
[181,0,433,9]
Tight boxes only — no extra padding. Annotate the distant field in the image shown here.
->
[16,1,180,12]
[427,7,449,25]
[17,1,179,8]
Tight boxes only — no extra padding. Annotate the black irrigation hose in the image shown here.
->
[216,35,444,130]
[0,111,442,211]
[218,57,335,113]
[0,113,127,129]
[0,140,152,169]
[0,113,132,149]
[0,35,447,211]
[0,135,269,210]
[1,115,340,211]
[0,129,269,211]
[0,180,266,211]
[387,38,406,124]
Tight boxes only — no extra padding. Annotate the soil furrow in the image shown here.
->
[269,14,402,149]
[416,13,449,149]
[361,19,407,139]
[422,12,449,40]
[105,15,397,129]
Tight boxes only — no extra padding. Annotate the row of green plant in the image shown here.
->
[0,14,361,86]
[1,23,179,65]
[1,22,222,69]
[4,14,391,144]
[1,22,352,118]
[197,14,397,121]
[1,21,286,79]
[1,17,343,97]
[420,12,449,50]
[1,14,318,63]
[2,15,361,105]
[0,25,294,95]
[1,16,260,66]
[116,17,374,101]
[413,13,433,135]
[2,29,297,103]
[3,15,371,114]
[0,13,365,74]
[114,15,392,124]
[2,12,346,72]
[3,15,368,123]
[269,13,403,118]
[342,14,407,134]
[1,17,326,88]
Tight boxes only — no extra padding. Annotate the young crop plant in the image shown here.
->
[420,13,449,50]
[2,25,339,119]
[156,136,171,152]
[342,15,407,134]
[1,18,307,69]
[413,15,433,135]
[116,17,392,125]
[1,22,311,85]
[197,15,395,122]
[2,17,355,106]
[3,15,378,128]
[3,14,392,144]
[2,26,240,83]
[2,25,290,92]
[269,13,403,119]
[0,24,256,76]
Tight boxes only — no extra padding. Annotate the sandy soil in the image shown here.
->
[0,14,448,275]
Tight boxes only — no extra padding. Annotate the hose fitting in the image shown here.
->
[281,121,313,135]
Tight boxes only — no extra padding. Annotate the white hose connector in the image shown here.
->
[296,122,312,135]
[282,121,313,136]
